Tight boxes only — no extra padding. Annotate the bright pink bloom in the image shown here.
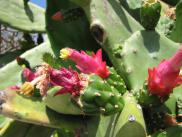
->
[148,46,182,97]
[52,11,63,21]
[49,67,86,97]
[60,48,110,78]
[23,68,35,82]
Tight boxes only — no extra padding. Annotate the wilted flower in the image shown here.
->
[60,48,110,78]
[23,68,35,82]
[19,63,51,96]
[148,46,182,97]
[49,67,86,97]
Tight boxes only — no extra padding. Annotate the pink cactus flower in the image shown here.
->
[23,68,36,82]
[148,46,182,97]
[49,67,86,97]
[60,48,110,78]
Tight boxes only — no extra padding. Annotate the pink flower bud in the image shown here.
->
[148,46,182,97]
[60,48,110,78]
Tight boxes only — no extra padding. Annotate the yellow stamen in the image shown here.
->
[60,48,71,59]
[21,64,26,69]
[19,82,34,96]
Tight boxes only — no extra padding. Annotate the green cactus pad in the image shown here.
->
[118,30,179,91]
[170,2,182,43]
[0,0,45,32]
[85,93,146,137]
[0,120,53,137]
[0,89,85,130]
[46,0,100,56]
[43,86,83,115]
[140,0,161,30]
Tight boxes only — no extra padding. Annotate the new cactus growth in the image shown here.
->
[140,0,161,30]
[78,74,124,115]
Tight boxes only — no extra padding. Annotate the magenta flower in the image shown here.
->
[148,46,182,97]
[49,67,86,97]
[60,48,110,78]
[23,68,35,82]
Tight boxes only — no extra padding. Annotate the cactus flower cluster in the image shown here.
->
[148,46,182,97]
[16,48,111,98]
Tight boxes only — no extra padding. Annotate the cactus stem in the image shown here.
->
[94,92,101,97]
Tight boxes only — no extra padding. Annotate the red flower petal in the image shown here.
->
[147,46,182,97]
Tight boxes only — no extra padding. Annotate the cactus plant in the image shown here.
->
[0,0,182,136]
